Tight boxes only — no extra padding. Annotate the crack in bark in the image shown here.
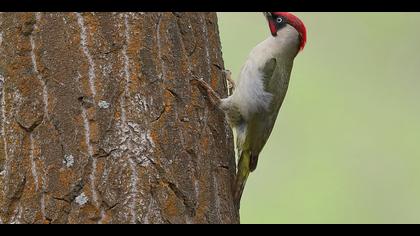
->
[217,165,230,170]
[151,105,166,123]
[52,196,70,204]
[94,148,117,159]
[52,180,84,205]
[44,217,52,224]
[167,181,196,217]
[77,96,95,109]
[172,12,182,18]
[165,88,179,99]
[105,202,119,211]
[16,117,43,133]
[212,63,223,71]
[103,46,123,55]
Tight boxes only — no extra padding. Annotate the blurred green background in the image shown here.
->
[217,13,420,224]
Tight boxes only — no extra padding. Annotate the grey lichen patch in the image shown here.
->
[63,154,74,168]
[75,192,88,206]
[98,100,110,109]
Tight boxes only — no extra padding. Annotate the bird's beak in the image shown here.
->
[263,12,277,36]
[263,12,272,18]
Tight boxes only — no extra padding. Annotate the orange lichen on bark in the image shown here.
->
[0,12,238,224]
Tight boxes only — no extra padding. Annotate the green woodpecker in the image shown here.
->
[194,12,307,208]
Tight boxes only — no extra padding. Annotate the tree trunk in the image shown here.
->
[0,12,238,224]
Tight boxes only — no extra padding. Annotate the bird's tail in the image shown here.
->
[233,151,251,210]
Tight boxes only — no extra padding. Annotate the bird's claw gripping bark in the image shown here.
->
[223,69,235,95]
[191,76,222,107]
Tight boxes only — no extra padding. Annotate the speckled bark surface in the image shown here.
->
[0,12,237,224]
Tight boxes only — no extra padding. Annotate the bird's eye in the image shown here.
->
[276,17,283,23]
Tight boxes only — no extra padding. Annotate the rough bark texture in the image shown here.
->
[0,12,238,224]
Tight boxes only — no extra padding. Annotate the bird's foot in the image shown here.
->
[191,76,221,107]
[223,69,235,95]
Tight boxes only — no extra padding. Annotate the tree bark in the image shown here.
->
[0,12,238,224]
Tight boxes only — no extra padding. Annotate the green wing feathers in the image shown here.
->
[261,57,277,91]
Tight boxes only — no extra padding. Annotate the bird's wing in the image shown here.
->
[263,56,293,100]
[246,56,293,171]
[261,57,277,92]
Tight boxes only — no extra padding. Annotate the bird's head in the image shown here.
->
[264,12,307,51]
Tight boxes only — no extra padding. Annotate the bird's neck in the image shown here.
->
[256,24,301,62]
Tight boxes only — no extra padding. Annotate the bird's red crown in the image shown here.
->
[268,12,307,51]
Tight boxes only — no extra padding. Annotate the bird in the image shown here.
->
[193,12,307,209]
